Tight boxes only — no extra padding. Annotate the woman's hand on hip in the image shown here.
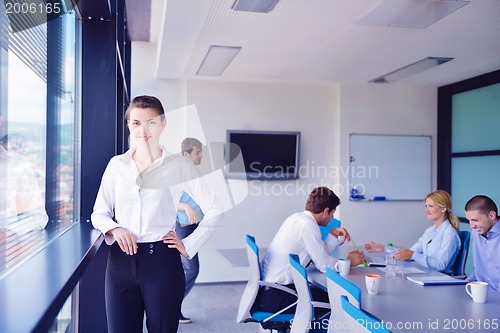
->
[108,227,138,255]
[162,230,188,257]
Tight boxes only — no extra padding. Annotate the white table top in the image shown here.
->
[308,263,500,333]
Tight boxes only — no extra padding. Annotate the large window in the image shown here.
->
[438,70,500,219]
[0,5,80,277]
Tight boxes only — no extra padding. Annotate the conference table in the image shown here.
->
[307,260,500,333]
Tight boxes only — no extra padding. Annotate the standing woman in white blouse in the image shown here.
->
[91,95,223,333]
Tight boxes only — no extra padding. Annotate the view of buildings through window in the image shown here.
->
[1,7,79,279]
[0,6,80,331]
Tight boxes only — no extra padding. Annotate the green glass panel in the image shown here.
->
[451,156,500,218]
[451,83,500,153]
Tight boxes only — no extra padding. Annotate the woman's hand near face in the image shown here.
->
[108,227,138,255]
[162,230,188,257]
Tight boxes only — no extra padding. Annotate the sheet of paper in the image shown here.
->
[402,267,426,274]
[376,267,426,274]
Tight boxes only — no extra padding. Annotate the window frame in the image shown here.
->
[437,69,500,221]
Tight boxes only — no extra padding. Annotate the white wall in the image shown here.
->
[130,42,186,110]
[131,42,439,282]
[184,80,340,281]
[335,84,438,250]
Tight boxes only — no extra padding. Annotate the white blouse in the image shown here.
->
[91,146,223,258]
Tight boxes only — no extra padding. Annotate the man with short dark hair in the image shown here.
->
[465,195,500,291]
[258,186,365,314]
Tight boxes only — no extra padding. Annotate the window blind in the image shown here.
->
[1,1,47,82]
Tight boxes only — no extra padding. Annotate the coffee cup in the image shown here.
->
[334,258,351,276]
[466,281,489,303]
[365,274,381,295]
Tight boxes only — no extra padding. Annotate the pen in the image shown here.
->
[351,240,368,266]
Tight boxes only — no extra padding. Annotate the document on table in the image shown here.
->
[376,267,426,274]
[406,275,468,286]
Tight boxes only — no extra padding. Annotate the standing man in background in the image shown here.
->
[176,137,205,324]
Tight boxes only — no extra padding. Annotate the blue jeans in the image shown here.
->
[175,221,199,298]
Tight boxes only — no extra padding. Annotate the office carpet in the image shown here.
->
[177,282,263,333]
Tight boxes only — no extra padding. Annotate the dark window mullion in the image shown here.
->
[45,15,64,221]
[451,150,500,158]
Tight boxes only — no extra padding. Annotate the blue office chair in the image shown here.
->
[289,254,331,333]
[319,218,341,240]
[451,230,470,279]
[237,235,297,332]
[339,295,390,333]
[325,268,362,333]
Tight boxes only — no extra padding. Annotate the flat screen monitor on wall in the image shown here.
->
[225,130,300,180]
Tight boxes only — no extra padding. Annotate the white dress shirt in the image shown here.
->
[91,146,223,258]
[261,210,340,285]
[468,221,500,291]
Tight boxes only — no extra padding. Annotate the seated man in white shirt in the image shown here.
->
[257,186,365,314]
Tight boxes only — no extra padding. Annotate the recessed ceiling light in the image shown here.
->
[370,57,454,83]
[356,0,470,29]
[231,0,280,13]
[196,46,241,77]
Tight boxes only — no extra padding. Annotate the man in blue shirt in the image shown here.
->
[465,195,500,291]
[176,138,205,323]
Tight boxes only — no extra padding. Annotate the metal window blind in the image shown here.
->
[0,1,47,82]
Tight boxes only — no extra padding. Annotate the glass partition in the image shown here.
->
[438,71,500,220]
[451,83,500,153]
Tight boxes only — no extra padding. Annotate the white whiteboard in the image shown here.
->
[349,134,431,201]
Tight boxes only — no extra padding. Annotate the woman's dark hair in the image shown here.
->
[305,187,340,214]
[125,95,165,121]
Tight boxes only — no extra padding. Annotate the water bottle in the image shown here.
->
[385,243,396,277]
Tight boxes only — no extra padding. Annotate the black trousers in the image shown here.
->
[105,241,185,333]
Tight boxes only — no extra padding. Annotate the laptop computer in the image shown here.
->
[365,255,386,267]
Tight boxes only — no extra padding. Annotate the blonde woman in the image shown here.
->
[364,190,460,273]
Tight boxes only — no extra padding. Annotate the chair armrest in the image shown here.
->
[260,281,298,296]
[311,301,330,310]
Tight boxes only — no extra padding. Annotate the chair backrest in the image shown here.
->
[236,235,262,322]
[325,267,361,333]
[340,295,390,333]
[320,218,341,240]
[289,254,314,333]
[237,235,295,328]
[452,230,470,277]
